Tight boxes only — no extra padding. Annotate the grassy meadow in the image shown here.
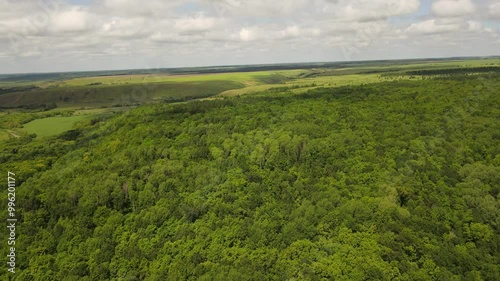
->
[21,115,92,137]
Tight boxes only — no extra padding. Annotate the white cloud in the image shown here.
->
[0,0,41,19]
[467,20,483,32]
[407,19,462,34]
[50,8,93,33]
[321,0,420,21]
[101,18,148,38]
[150,31,191,43]
[239,28,258,42]
[174,16,218,35]
[236,25,323,42]
[489,2,500,18]
[431,0,476,17]
[277,26,302,40]
[101,0,182,16]
[206,0,310,16]
[0,0,499,73]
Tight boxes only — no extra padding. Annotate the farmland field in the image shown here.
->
[1,58,499,109]
[21,115,94,137]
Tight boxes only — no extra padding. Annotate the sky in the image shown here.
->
[0,0,499,74]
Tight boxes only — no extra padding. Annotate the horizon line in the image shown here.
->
[1,55,499,77]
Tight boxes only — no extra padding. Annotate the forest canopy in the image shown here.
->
[0,72,499,280]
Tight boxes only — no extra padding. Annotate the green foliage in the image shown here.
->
[1,72,499,280]
[406,66,500,76]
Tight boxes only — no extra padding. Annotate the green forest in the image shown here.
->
[1,70,499,280]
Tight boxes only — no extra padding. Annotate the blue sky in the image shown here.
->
[0,0,499,74]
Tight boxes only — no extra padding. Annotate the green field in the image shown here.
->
[21,115,92,137]
[52,70,301,86]
[0,129,10,140]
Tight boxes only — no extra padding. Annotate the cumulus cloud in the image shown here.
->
[236,25,322,42]
[101,18,147,38]
[150,30,200,44]
[0,0,40,18]
[206,0,310,16]
[489,2,500,18]
[100,0,183,17]
[50,8,93,33]
[407,19,462,34]
[174,15,219,35]
[467,20,483,32]
[239,28,255,42]
[431,0,476,17]
[0,0,498,73]
[320,0,420,22]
